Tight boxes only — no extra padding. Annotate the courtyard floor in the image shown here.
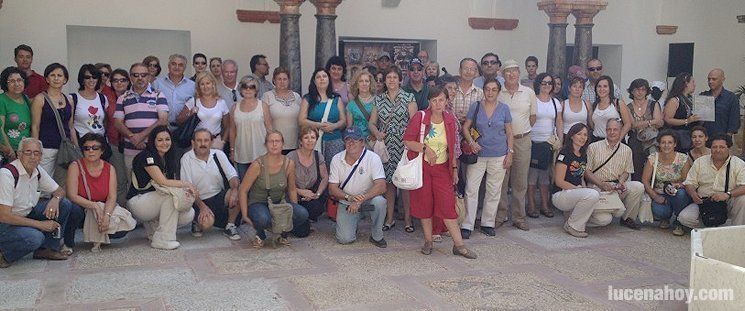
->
[0,213,690,310]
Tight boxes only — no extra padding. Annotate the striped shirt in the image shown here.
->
[114,87,169,156]
[587,139,634,182]
[451,82,483,122]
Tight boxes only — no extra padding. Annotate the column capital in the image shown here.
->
[274,0,306,15]
[571,0,607,25]
[310,0,343,16]
[537,0,573,24]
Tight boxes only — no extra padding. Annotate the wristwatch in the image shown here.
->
[344,194,350,201]
[726,191,732,198]
[507,148,515,154]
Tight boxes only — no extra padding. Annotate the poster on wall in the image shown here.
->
[339,39,420,79]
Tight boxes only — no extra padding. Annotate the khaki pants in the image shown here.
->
[497,135,531,224]
[618,181,644,221]
[462,156,506,230]
[128,191,194,242]
[552,188,599,232]
[678,196,745,228]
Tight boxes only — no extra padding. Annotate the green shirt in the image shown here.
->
[0,93,32,150]
[248,157,288,205]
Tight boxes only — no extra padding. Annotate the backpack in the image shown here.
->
[2,163,41,188]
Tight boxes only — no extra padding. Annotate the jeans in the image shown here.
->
[247,202,310,240]
[299,195,327,222]
[65,203,85,248]
[651,188,691,226]
[0,198,74,263]
[335,196,386,244]
[236,163,250,181]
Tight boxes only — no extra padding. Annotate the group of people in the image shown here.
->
[1,43,743,267]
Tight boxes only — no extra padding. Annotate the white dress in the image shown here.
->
[233,102,267,164]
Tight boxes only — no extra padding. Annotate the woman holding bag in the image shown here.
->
[527,73,563,218]
[299,68,346,167]
[403,87,475,259]
[127,126,199,250]
[31,63,78,183]
[459,78,513,238]
[66,133,135,252]
[287,126,329,222]
[641,130,691,235]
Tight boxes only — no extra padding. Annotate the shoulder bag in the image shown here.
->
[392,111,425,190]
[77,160,136,243]
[43,92,82,168]
[591,143,621,173]
[638,154,658,223]
[314,98,334,152]
[262,157,294,233]
[546,98,562,151]
[173,98,201,148]
[356,96,389,163]
[459,102,480,164]
[700,161,730,227]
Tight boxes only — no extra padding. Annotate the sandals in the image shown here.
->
[421,241,433,255]
[252,237,264,249]
[540,209,555,218]
[404,225,415,233]
[452,245,477,259]
[432,235,443,243]
[382,221,396,231]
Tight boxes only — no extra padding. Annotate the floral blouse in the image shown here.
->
[651,152,688,193]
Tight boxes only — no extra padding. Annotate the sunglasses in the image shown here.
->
[131,73,149,78]
[231,89,238,102]
[540,81,554,86]
[81,145,103,151]
[481,60,499,65]
[112,78,129,83]
[194,61,207,65]
[100,72,110,77]
[84,75,98,80]
[587,66,603,72]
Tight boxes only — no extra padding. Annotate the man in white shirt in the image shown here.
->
[180,129,241,240]
[328,127,388,247]
[0,138,74,267]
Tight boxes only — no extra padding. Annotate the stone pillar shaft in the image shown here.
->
[547,23,568,76]
[573,23,594,68]
[279,13,303,93]
[314,14,337,69]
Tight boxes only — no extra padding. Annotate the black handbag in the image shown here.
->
[173,111,200,148]
[42,92,82,168]
[700,162,730,227]
[530,141,552,170]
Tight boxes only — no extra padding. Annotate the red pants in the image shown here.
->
[410,162,457,220]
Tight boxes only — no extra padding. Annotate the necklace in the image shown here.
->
[274,90,296,107]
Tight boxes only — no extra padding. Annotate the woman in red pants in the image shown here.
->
[403,87,476,259]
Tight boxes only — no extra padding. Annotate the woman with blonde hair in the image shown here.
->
[346,69,377,137]
[176,72,230,149]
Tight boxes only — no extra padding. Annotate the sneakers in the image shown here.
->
[479,226,496,236]
[150,240,180,250]
[223,223,241,241]
[460,228,471,239]
[620,217,641,230]
[191,222,203,237]
[369,236,388,248]
[563,223,588,238]
[672,225,685,236]
[659,219,670,229]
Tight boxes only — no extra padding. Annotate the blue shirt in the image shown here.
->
[700,88,740,136]
[153,75,195,125]
[466,101,512,157]
[306,95,342,141]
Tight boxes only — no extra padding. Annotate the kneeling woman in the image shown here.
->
[552,123,599,238]
[239,131,310,248]
[66,133,135,252]
[403,87,476,259]
[127,126,200,250]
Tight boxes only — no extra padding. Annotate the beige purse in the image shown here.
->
[638,154,658,223]
[131,170,194,212]
[77,161,136,244]
[261,157,293,234]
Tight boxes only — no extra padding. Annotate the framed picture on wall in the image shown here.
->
[339,38,420,79]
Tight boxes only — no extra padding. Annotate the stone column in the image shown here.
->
[571,2,606,67]
[538,1,572,77]
[275,0,305,93]
[310,0,343,69]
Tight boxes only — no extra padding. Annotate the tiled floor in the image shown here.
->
[0,213,691,310]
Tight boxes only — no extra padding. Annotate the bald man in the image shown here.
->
[700,69,740,136]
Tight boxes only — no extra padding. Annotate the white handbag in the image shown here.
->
[392,111,425,190]
[638,154,658,223]
[314,98,334,152]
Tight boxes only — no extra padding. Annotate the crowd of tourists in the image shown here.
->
[1,44,743,267]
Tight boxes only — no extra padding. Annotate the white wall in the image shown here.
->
[0,0,743,94]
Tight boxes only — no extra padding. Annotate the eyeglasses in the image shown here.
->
[482,60,499,65]
[131,73,149,78]
[100,72,110,77]
[21,150,42,156]
[81,145,102,151]
[7,78,24,85]
[540,81,554,86]
[84,75,97,80]
[587,66,603,72]
[112,78,129,83]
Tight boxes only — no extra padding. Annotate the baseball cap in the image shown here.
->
[409,57,424,69]
[343,127,365,141]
